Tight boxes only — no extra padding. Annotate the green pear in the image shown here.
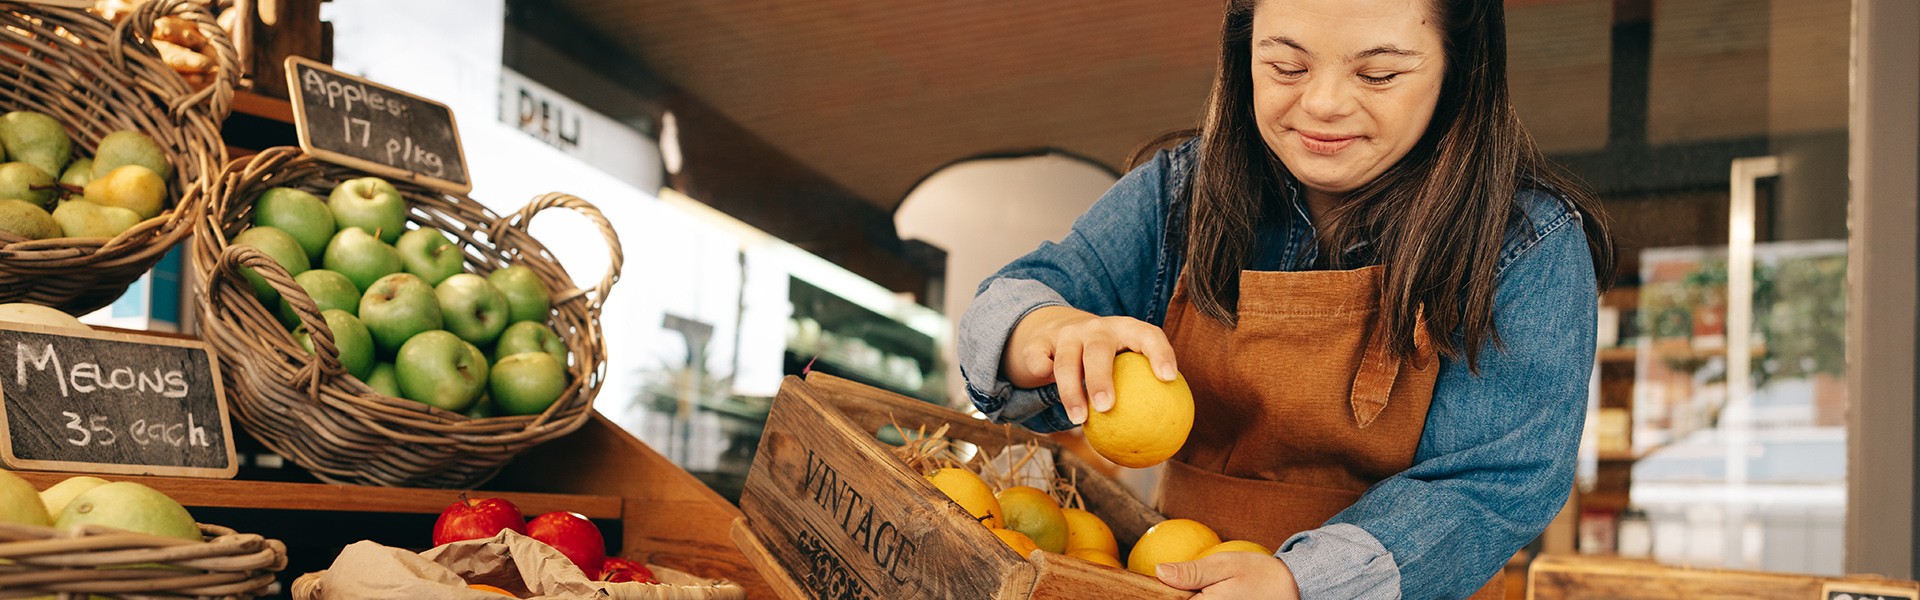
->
[53,199,142,239]
[59,157,92,187]
[231,226,310,303]
[0,111,70,180]
[0,198,58,240]
[91,130,171,183]
[488,266,551,324]
[0,161,54,207]
[55,481,200,541]
[83,164,166,220]
[39,475,109,517]
[253,187,333,261]
[0,469,51,526]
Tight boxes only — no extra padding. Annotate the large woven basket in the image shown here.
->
[191,147,623,488]
[0,0,237,314]
[0,522,287,598]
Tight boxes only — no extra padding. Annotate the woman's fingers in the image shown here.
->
[1081,341,1118,413]
[1052,338,1090,424]
[1125,321,1181,382]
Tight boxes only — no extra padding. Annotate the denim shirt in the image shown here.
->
[957,140,1597,599]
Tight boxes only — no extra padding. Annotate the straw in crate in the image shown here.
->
[0,522,286,599]
[191,147,622,488]
[0,0,237,314]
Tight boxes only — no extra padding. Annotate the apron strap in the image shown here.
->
[1349,311,1431,429]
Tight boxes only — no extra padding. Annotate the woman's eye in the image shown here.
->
[1358,72,1400,85]
[1270,64,1306,79]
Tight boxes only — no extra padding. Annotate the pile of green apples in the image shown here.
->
[232,176,572,417]
[0,110,175,241]
[0,469,202,543]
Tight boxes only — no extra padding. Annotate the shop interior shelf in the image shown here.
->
[12,471,622,519]
[233,90,294,123]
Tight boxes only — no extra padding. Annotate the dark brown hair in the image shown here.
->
[1184,0,1615,369]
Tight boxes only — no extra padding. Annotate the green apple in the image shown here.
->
[358,272,442,355]
[488,266,551,324]
[0,111,70,180]
[322,227,403,292]
[253,187,333,261]
[56,481,200,541]
[52,198,142,239]
[365,361,401,397]
[230,226,310,303]
[59,157,91,187]
[435,273,508,347]
[465,393,496,419]
[490,352,568,416]
[39,475,108,518]
[496,321,567,365]
[82,164,166,220]
[395,227,465,285]
[0,198,59,240]
[0,161,54,207]
[395,329,488,412]
[0,469,51,526]
[295,309,375,379]
[91,130,172,183]
[277,269,361,328]
[329,176,406,243]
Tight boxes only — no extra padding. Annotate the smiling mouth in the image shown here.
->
[1295,131,1358,155]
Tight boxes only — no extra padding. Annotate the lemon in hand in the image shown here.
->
[1127,518,1221,576]
[1085,352,1193,468]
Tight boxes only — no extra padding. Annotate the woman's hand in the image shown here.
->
[1156,553,1301,600]
[1002,305,1179,424]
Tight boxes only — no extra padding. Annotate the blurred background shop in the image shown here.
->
[134,0,1908,588]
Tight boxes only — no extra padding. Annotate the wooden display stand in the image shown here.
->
[1529,554,1920,599]
[16,412,773,597]
[736,373,1190,600]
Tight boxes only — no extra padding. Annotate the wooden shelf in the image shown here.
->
[1599,347,1638,364]
[12,471,622,519]
[232,90,294,124]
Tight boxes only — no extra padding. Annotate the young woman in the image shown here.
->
[958,0,1615,597]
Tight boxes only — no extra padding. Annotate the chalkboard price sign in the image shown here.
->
[1824,582,1920,600]
[0,323,237,479]
[286,56,473,195]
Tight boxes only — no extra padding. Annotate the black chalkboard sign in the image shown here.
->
[1825,582,1920,600]
[285,56,473,195]
[0,323,237,478]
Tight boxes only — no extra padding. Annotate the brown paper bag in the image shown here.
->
[293,530,744,600]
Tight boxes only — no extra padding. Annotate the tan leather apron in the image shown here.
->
[1156,266,1503,599]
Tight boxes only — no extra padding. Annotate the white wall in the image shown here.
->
[894,154,1118,404]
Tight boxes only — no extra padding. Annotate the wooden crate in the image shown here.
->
[737,373,1191,599]
[1529,554,1920,599]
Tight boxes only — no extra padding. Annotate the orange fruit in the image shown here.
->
[997,486,1068,553]
[1069,548,1123,568]
[927,468,1003,528]
[468,584,516,596]
[1127,518,1221,576]
[1196,539,1271,559]
[1061,507,1118,556]
[1084,352,1193,468]
[991,527,1041,557]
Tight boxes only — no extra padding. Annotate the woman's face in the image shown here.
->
[1250,0,1445,201]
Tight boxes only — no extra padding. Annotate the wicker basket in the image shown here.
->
[0,522,287,598]
[190,147,623,488]
[0,0,237,314]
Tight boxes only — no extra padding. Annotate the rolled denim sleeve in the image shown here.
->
[1284,202,1598,599]
[957,150,1173,432]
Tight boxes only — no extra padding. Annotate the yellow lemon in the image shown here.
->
[927,468,1003,528]
[1069,548,1123,568]
[996,486,1069,553]
[991,527,1040,557]
[1061,507,1119,556]
[1196,539,1271,559]
[1085,352,1193,468]
[1127,518,1221,576]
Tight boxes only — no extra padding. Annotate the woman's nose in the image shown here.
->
[1298,73,1355,121]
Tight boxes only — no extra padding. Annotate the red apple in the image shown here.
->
[600,556,657,584]
[433,495,526,546]
[527,511,606,579]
